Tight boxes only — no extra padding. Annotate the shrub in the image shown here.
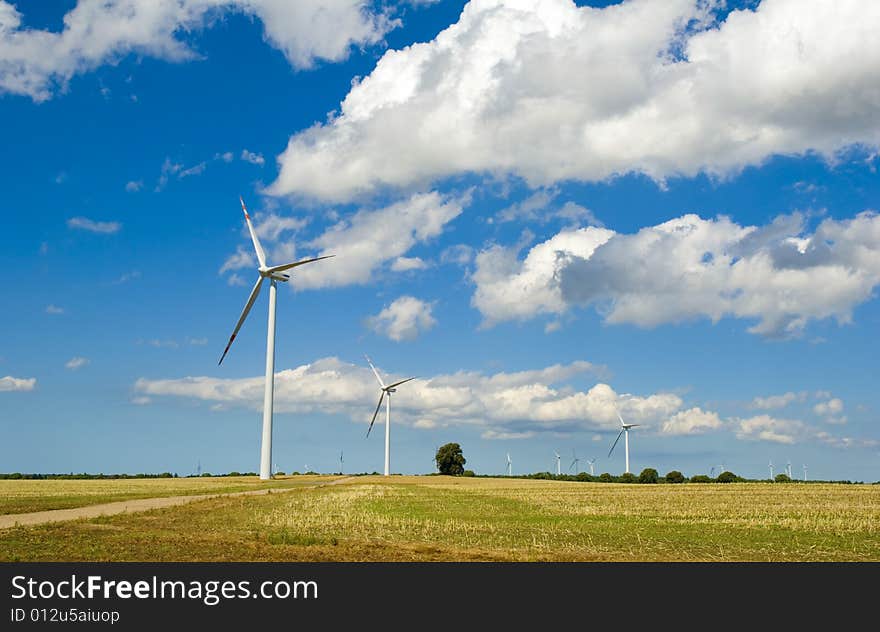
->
[462,470,475,477]
[619,473,637,483]
[638,468,659,484]
[598,472,613,483]
[690,475,712,483]
[665,470,686,484]
[775,473,792,483]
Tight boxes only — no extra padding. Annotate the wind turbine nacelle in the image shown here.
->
[269,272,290,282]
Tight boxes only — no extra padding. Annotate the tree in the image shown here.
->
[775,473,792,483]
[716,471,738,483]
[665,470,685,484]
[690,475,712,483]
[619,472,637,483]
[598,472,613,483]
[435,443,466,476]
[638,468,659,483]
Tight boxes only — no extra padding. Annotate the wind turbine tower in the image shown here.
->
[587,458,596,476]
[608,412,640,474]
[506,453,512,477]
[218,197,334,480]
[570,449,580,474]
[554,451,561,476]
[365,355,416,476]
[769,460,774,480]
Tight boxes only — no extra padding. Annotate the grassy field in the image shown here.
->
[0,475,329,515]
[1,476,878,561]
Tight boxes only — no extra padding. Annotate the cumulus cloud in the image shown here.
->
[67,216,121,234]
[267,0,880,202]
[125,180,143,192]
[0,376,35,392]
[495,189,603,227]
[0,0,398,101]
[367,296,437,341]
[45,304,64,315]
[734,414,807,444]
[284,191,466,290]
[814,397,846,425]
[661,407,723,435]
[750,391,807,410]
[390,256,428,272]
[135,357,680,436]
[65,357,89,370]
[474,211,880,337]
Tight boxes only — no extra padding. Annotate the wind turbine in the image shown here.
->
[339,450,344,475]
[769,460,774,480]
[587,458,596,476]
[710,466,716,478]
[554,451,561,476]
[608,412,639,474]
[803,464,808,482]
[365,355,416,477]
[570,449,580,474]
[506,453,512,476]
[786,460,792,478]
[218,196,334,480]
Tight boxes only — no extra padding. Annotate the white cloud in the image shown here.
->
[495,189,602,227]
[187,337,208,346]
[390,256,428,272]
[472,225,614,326]
[440,244,474,266]
[67,216,121,234]
[45,304,64,315]
[661,407,723,435]
[474,211,880,337]
[267,0,880,202]
[65,357,89,370]
[216,151,234,163]
[0,0,398,101]
[219,246,255,275]
[241,149,265,166]
[734,414,806,444]
[813,398,844,416]
[286,191,466,290]
[0,376,35,392]
[134,357,678,436]
[125,180,143,192]
[367,296,437,341]
[131,395,152,405]
[751,391,807,410]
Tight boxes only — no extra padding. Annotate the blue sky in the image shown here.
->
[1,0,879,481]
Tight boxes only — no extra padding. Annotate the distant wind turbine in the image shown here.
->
[803,464,808,482]
[365,355,416,477]
[587,458,596,476]
[554,451,561,476]
[786,460,792,478]
[339,450,344,475]
[608,412,640,474]
[218,196,334,480]
[506,453,512,477]
[569,449,580,474]
[769,460,774,480]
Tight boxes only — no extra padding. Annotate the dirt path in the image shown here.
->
[0,477,356,530]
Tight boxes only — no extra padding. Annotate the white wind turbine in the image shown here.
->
[570,449,580,474]
[608,412,640,474]
[218,196,334,480]
[554,451,561,476]
[769,460,774,480]
[506,453,512,476]
[786,460,792,478]
[339,450,344,475]
[365,355,416,477]
[587,458,596,476]
[803,464,808,482]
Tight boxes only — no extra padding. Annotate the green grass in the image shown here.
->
[0,475,332,515]
[1,476,878,561]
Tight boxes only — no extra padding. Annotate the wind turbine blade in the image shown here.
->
[386,376,416,390]
[364,354,386,388]
[218,277,264,365]
[366,391,385,437]
[617,411,625,427]
[267,255,335,274]
[240,196,266,268]
[608,429,624,458]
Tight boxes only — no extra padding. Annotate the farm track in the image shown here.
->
[0,477,354,530]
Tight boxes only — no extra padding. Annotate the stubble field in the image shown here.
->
[1,476,878,561]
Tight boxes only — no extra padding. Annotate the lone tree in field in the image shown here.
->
[775,473,792,483]
[638,468,659,483]
[435,443,466,476]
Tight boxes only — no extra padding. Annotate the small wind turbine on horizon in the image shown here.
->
[769,459,774,480]
[803,464,808,482]
[365,355,416,477]
[786,460,792,478]
[506,453,512,476]
[554,451,561,476]
[608,412,640,474]
[218,196,334,480]
[587,458,596,476]
[569,449,580,474]
[339,450,344,475]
